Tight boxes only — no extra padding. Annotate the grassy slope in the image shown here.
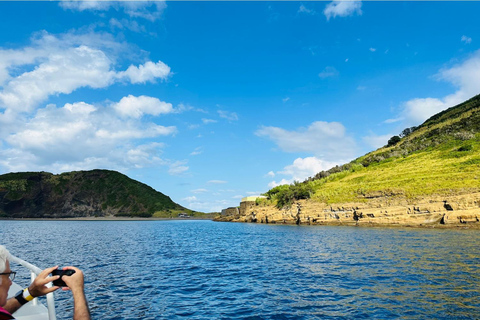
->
[267,94,480,206]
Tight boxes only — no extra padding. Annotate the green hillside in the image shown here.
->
[264,94,480,208]
[0,169,197,218]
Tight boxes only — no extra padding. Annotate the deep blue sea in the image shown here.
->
[1,220,480,319]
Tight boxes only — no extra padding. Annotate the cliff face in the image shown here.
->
[0,170,186,218]
[217,94,480,228]
[216,193,480,227]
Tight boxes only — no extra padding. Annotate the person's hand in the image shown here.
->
[61,266,85,294]
[28,266,61,297]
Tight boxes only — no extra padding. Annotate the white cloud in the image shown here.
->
[369,47,376,52]
[0,33,171,113]
[266,171,275,177]
[282,97,290,103]
[182,196,197,202]
[168,161,189,176]
[399,49,480,125]
[117,60,171,84]
[255,121,356,161]
[318,66,339,79]
[0,97,176,172]
[384,117,403,124]
[268,179,292,189]
[207,180,227,184]
[232,195,244,199]
[113,95,173,119]
[59,0,167,21]
[298,4,315,15]
[202,118,217,124]
[126,143,166,169]
[283,157,337,180]
[218,110,239,121]
[181,198,232,213]
[461,35,472,44]
[0,46,114,113]
[190,147,203,156]
[191,188,208,194]
[324,1,362,20]
[267,157,338,188]
[109,18,146,33]
[362,134,392,149]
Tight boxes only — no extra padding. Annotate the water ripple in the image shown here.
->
[2,221,480,319]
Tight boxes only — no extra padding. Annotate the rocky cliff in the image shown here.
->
[0,170,189,218]
[216,193,480,227]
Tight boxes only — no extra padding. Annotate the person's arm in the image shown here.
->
[61,266,91,320]
[3,266,60,314]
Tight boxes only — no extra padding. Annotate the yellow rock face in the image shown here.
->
[216,192,480,228]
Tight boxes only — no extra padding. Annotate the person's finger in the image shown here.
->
[44,286,60,294]
[39,266,59,277]
[38,275,60,286]
[61,287,71,291]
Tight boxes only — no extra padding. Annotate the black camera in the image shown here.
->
[51,268,76,287]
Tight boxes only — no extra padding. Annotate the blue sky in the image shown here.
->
[0,1,480,212]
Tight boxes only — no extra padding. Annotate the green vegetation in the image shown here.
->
[0,169,200,218]
[263,94,480,208]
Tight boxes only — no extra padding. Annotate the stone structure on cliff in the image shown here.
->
[217,193,480,227]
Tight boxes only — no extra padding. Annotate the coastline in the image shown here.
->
[0,216,213,221]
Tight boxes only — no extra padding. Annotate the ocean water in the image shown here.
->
[1,220,480,319]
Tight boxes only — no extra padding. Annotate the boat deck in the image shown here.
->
[7,282,49,320]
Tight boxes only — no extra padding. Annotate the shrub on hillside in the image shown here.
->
[263,181,314,209]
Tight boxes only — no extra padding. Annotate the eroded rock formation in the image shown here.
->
[216,193,480,228]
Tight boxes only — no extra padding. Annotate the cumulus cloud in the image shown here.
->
[268,157,339,188]
[0,33,171,113]
[113,95,173,119]
[59,0,167,21]
[0,46,114,113]
[324,1,362,20]
[255,121,356,161]
[117,60,171,84]
[0,97,176,172]
[399,49,480,126]
[318,66,339,79]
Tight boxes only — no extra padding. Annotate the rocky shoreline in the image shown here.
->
[216,192,480,229]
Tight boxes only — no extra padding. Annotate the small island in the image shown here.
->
[0,169,203,219]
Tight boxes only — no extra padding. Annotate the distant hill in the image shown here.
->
[0,169,195,218]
